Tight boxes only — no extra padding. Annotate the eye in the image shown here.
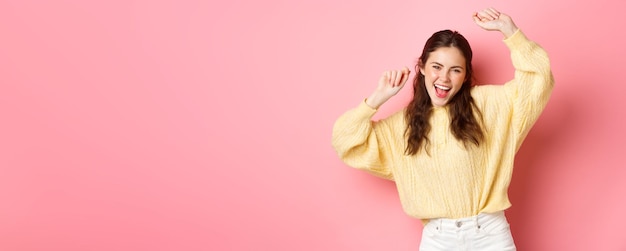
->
[432,65,441,70]
[454,69,462,73]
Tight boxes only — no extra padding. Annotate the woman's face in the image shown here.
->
[419,46,467,107]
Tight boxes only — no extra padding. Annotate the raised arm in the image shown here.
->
[331,68,411,180]
[473,8,555,147]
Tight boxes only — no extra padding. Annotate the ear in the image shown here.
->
[416,59,425,75]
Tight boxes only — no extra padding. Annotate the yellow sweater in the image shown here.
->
[331,30,554,221]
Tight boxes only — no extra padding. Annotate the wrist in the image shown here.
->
[501,24,518,38]
[365,92,388,109]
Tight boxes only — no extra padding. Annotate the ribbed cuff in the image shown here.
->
[356,99,378,118]
[502,29,527,49]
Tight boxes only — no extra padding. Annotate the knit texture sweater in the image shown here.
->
[331,30,554,221]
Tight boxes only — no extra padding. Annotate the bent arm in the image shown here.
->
[503,30,555,147]
[331,101,395,180]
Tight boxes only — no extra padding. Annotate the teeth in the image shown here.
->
[435,84,451,91]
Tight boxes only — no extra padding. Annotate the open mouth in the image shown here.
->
[434,84,451,98]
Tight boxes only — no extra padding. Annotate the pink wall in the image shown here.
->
[2,0,626,250]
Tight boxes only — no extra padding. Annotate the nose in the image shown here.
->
[439,71,450,82]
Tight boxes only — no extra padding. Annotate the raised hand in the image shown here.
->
[472,8,518,38]
[365,67,411,109]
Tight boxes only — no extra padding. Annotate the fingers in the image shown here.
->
[402,66,410,75]
[399,67,411,86]
[378,72,389,88]
[473,8,516,35]
[473,7,500,22]
[390,70,399,87]
[383,68,411,87]
[472,13,481,23]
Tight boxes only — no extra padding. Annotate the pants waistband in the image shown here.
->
[430,211,506,231]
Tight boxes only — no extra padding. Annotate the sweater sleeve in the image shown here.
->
[331,101,396,181]
[503,29,555,150]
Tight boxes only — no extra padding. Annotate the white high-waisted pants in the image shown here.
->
[419,211,516,251]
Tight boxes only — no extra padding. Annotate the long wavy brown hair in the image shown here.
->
[404,30,484,155]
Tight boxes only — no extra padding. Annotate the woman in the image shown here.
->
[331,8,553,250]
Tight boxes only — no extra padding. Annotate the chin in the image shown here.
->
[431,100,448,107]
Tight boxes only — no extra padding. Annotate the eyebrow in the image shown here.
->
[430,62,465,69]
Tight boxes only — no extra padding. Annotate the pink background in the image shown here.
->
[2,0,625,250]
